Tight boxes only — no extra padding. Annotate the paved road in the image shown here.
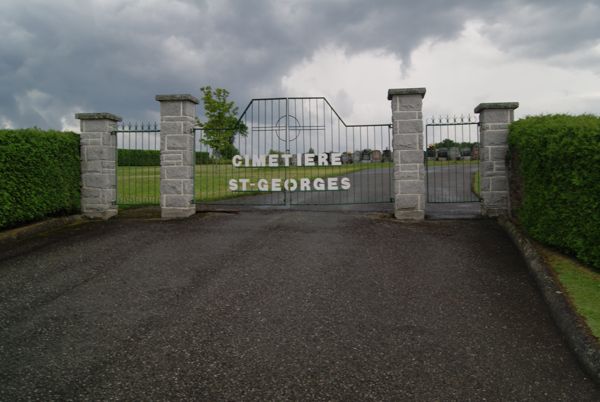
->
[0,211,598,400]
[426,164,479,203]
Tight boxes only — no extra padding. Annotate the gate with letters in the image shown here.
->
[194,97,393,208]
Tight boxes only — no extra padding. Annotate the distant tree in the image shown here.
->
[308,147,315,154]
[196,86,247,159]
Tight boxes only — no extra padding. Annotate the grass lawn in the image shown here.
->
[471,171,480,197]
[540,248,600,339]
[425,159,479,167]
[117,163,391,205]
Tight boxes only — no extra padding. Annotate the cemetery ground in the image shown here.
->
[0,210,599,400]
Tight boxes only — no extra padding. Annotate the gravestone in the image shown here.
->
[437,147,448,160]
[382,149,392,162]
[353,151,362,163]
[461,147,471,161]
[341,152,351,164]
[361,149,372,163]
[371,150,382,162]
[471,144,480,160]
[448,147,461,160]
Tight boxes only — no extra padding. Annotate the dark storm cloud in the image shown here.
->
[0,0,598,129]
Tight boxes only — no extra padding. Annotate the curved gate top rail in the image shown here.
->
[194,97,393,208]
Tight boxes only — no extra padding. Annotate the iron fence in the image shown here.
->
[115,122,161,206]
[425,115,480,203]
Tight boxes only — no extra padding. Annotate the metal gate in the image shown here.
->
[425,115,480,203]
[194,97,393,207]
[115,122,161,206]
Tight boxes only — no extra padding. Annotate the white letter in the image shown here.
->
[296,153,303,166]
[331,153,342,166]
[340,177,351,190]
[313,178,325,190]
[244,155,250,166]
[304,153,315,166]
[318,153,328,166]
[282,154,292,166]
[257,179,268,191]
[268,154,278,167]
[284,179,298,191]
[271,178,282,192]
[327,177,339,190]
[300,178,311,191]
[239,178,249,191]
[232,155,242,167]
[252,155,266,167]
[228,179,238,191]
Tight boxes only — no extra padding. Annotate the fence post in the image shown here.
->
[474,102,519,217]
[75,112,121,219]
[156,94,199,219]
[388,88,426,220]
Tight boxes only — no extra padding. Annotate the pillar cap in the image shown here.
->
[387,88,426,100]
[75,113,122,122]
[155,94,199,104]
[474,102,519,113]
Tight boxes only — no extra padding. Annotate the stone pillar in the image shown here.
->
[156,94,198,219]
[474,102,519,217]
[75,113,121,219]
[388,88,426,220]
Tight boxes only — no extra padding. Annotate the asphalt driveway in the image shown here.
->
[0,211,598,400]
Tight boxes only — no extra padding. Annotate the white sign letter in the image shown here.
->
[340,177,351,190]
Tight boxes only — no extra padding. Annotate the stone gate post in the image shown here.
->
[474,102,519,217]
[75,112,121,219]
[388,88,426,220]
[156,94,199,219]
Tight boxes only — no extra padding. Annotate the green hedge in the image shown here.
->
[0,129,81,229]
[508,115,600,270]
[118,149,160,166]
[117,149,211,166]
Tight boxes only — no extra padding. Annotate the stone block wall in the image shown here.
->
[75,112,121,219]
[474,102,519,217]
[388,88,426,220]
[156,94,199,219]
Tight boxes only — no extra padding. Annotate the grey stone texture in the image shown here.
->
[389,88,426,220]
[474,102,519,217]
[76,113,121,219]
[157,94,198,219]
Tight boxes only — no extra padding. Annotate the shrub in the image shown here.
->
[117,150,213,165]
[196,151,210,164]
[508,114,600,270]
[117,149,160,166]
[0,128,81,229]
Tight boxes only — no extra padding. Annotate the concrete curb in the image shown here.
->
[498,216,600,385]
[0,215,86,244]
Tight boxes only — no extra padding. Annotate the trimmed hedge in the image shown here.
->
[118,149,160,166]
[0,129,80,229]
[117,149,211,166]
[508,115,600,271]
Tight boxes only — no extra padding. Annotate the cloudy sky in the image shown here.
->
[1,0,599,131]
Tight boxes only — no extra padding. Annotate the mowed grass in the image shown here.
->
[541,248,600,339]
[425,159,479,167]
[472,171,481,197]
[117,163,391,205]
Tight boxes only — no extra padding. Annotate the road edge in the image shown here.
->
[0,215,87,244]
[498,216,600,386]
